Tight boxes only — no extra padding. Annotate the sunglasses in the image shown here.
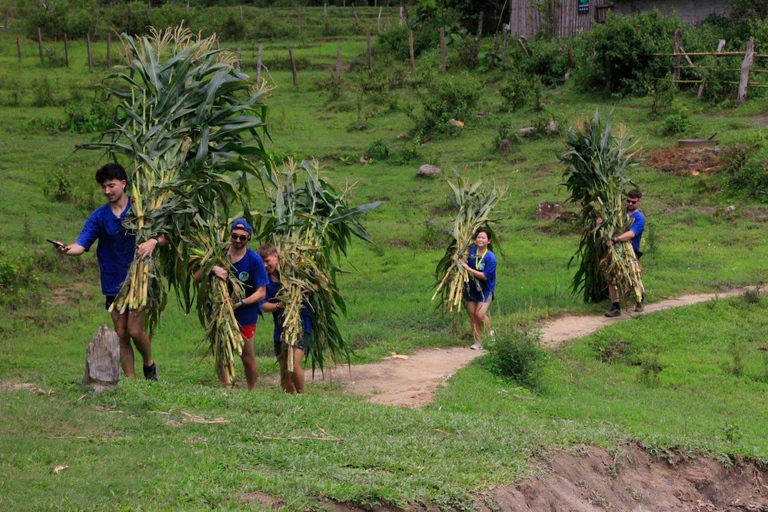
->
[626,199,639,204]
[231,233,250,242]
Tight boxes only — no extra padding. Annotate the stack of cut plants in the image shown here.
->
[432,174,506,314]
[560,111,643,305]
[82,26,270,380]
[257,159,380,371]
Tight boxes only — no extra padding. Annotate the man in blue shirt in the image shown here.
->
[206,219,268,390]
[56,163,161,380]
[605,188,646,317]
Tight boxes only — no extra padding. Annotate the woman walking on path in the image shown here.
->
[455,228,497,350]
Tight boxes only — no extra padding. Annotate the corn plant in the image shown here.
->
[560,111,643,304]
[80,26,270,341]
[432,174,506,314]
[257,159,380,372]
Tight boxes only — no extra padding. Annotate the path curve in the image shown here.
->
[314,287,752,408]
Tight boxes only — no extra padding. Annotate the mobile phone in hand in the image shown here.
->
[46,239,65,249]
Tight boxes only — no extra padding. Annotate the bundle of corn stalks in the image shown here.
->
[257,159,380,372]
[188,226,245,382]
[560,110,643,304]
[432,174,506,314]
[80,26,270,340]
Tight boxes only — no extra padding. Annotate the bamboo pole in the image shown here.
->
[408,29,415,73]
[37,27,44,64]
[738,38,755,104]
[64,33,69,67]
[289,48,298,86]
[440,27,446,75]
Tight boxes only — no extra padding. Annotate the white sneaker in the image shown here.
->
[470,342,483,350]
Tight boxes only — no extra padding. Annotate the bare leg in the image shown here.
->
[278,351,296,393]
[475,301,491,337]
[466,301,482,342]
[291,349,306,394]
[127,309,153,368]
[111,310,134,378]
[240,335,258,391]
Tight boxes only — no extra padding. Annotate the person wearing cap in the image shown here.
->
[202,218,269,390]
[54,163,163,381]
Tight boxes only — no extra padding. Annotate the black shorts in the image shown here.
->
[105,296,117,310]
[274,331,313,357]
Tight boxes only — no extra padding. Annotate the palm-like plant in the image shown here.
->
[257,160,380,372]
[80,26,271,378]
[560,110,643,304]
[433,174,506,314]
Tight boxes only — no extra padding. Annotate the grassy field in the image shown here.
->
[1,16,768,510]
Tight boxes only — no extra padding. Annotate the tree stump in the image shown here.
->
[82,324,120,389]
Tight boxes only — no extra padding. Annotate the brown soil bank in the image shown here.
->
[329,443,768,512]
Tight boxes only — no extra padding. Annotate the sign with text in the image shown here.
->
[578,0,589,14]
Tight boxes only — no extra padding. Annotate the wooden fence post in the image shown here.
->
[399,5,404,25]
[672,28,683,87]
[289,48,298,86]
[16,37,21,63]
[87,33,93,68]
[64,33,70,67]
[37,27,44,63]
[738,38,754,104]
[470,12,484,69]
[366,33,372,69]
[439,27,446,74]
[186,0,189,14]
[239,5,244,23]
[352,3,358,22]
[106,33,111,68]
[377,6,382,33]
[335,45,342,78]
[698,39,726,99]
[257,45,263,81]
[408,30,415,73]
[502,29,509,63]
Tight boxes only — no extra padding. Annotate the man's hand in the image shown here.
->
[136,238,159,259]
[58,243,85,256]
[212,265,228,280]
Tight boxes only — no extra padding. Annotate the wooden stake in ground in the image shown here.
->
[672,28,683,87]
[87,33,93,68]
[37,27,44,63]
[738,38,755,104]
[377,6,382,32]
[470,12,484,69]
[408,30,415,73]
[289,48,298,86]
[440,27,446,74]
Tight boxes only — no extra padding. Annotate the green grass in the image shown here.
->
[1,19,768,510]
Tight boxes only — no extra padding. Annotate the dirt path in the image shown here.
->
[324,287,750,407]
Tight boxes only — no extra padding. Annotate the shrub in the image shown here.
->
[499,73,529,112]
[521,38,570,87]
[61,97,114,134]
[649,76,677,119]
[415,71,481,138]
[661,100,691,135]
[0,253,39,308]
[718,135,768,201]
[484,330,546,391]
[577,11,678,95]
[365,140,390,161]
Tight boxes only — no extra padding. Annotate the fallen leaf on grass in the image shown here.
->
[52,465,69,474]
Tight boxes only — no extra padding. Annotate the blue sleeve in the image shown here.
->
[482,252,496,281]
[630,214,645,237]
[252,254,269,289]
[75,210,101,251]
